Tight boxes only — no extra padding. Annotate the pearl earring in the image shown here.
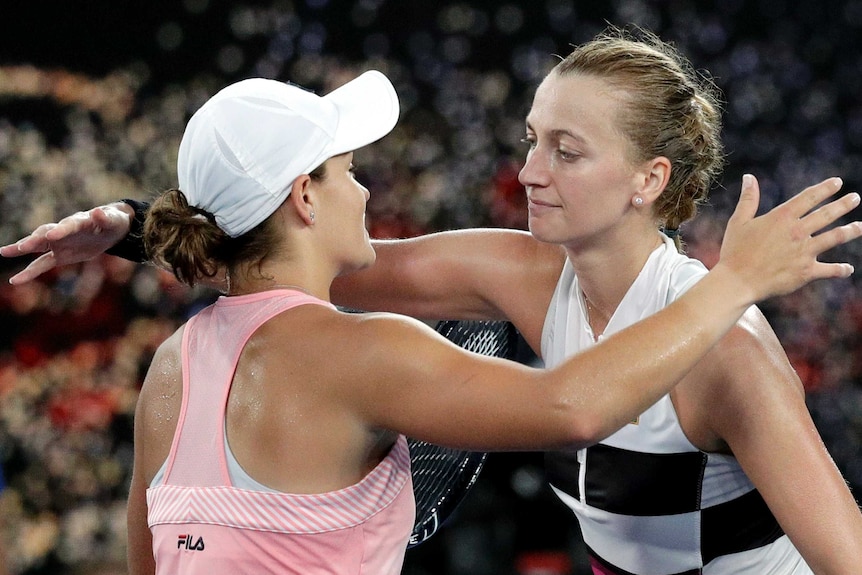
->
[309,211,315,223]
[633,196,644,206]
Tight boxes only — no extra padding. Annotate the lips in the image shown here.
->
[527,196,558,213]
[529,197,555,207]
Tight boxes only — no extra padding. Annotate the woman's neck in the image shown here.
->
[225,266,330,301]
[567,231,665,334]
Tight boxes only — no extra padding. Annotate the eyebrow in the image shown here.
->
[551,129,587,145]
[526,120,588,146]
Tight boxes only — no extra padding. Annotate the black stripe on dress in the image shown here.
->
[546,443,707,516]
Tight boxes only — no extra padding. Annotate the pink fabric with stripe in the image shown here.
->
[147,290,415,574]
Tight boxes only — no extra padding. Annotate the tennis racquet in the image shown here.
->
[408,319,521,548]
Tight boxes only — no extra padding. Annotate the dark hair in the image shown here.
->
[554,25,725,250]
[143,163,327,287]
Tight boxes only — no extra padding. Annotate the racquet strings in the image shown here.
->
[408,319,520,548]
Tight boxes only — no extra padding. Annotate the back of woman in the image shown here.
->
[133,290,414,575]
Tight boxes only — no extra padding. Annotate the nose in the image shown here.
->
[360,181,370,202]
[518,147,549,189]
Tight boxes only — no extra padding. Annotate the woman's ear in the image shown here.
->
[288,175,316,225]
[638,156,672,205]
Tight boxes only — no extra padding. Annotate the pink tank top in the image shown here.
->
[146,290,415,574]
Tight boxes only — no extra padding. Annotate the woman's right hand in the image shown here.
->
[0,202,134,285]
[717,174,861,303]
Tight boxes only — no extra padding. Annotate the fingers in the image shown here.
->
[0,244,20,257]
[800,192,861,237]
[780,177,845,219]
[812,261,856,280]
[7,253,58,285]
[0,211,98,259]
[88,207,113,230]
[728,174,760,225]
[809,221,862,261]
[0,224,56,257]
[44,210,96,241]
[786,178,861,268]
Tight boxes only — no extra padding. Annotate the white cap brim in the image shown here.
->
[325,70,400,158]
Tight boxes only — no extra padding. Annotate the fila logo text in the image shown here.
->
[177,534,205,551]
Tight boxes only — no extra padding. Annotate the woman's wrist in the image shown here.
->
[104,199,149,263]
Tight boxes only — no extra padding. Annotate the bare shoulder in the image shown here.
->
[251,305,469,420]
[708,306,800,385]
[344,229,564,334]
[135,324,185,484]
[137,324,186,436]
[442,228,565,347]
[675,305,804,451]
[141,326,185,399]
[328,308,444,362]
[249,304,443,373]
[442,227,564,268]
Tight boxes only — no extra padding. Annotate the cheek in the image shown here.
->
[557,169,631,222]
[592,161,639,201]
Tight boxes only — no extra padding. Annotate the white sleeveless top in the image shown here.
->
[541,235,811,575]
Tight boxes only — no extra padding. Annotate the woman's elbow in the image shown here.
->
[544,401,607,450]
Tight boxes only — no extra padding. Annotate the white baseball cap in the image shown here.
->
[177,70,400,237]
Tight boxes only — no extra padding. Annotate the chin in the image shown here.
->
[364,240,376,261]
[527,220,557,245]
[354,248,377,271]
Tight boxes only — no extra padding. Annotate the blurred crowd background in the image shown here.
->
[1,1,862,573]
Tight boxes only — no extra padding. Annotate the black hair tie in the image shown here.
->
[189,204,217,224]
